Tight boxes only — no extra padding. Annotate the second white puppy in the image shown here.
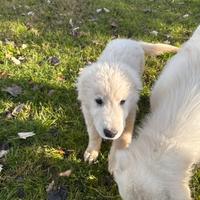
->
[112,26,200,200]
[77,39,178,163]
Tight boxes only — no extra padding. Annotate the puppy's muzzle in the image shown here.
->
[103,128,118,138]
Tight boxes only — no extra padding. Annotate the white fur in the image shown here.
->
[113,26,200,200]
[77,39,178,163]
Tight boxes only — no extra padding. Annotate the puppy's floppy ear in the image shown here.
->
[76,63,95,101]
[76,66,87,100]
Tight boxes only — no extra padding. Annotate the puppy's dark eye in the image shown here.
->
[120,100,126,105]
[95,98,103,105]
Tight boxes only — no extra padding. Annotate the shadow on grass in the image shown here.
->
[0,0,200,199]
[0,76,83,143]
[0,76,119,199]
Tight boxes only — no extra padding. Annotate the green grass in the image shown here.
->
[0,0,199,199]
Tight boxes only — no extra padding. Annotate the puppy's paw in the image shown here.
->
[84,149,99,164]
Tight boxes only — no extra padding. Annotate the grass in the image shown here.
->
[0,0,199,199]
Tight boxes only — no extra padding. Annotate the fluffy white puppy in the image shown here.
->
[77,38,178,163]
[112,26,200,200]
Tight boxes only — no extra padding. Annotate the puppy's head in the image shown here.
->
[77,62,141,140]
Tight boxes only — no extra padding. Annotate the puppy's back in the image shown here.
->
[99,39,145,74]
[149,25,200,158]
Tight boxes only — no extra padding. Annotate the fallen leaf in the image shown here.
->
[63,149,74,158]
[69,18,73,27]
[150,30,158,36]
[24,5,30,9]
[0,164,3,172]
[0,142,10,151]
[18,56,26,61]
[110,21,118,28]
[11,57,21,65]
[21,44,28,49]
[183,14,189,18]
[68,18,80,37]
[2,85,22,97]
[18,132,35,139]
[27,11,34,16]
[46,180,55,192]
[92,40,101,45]
[47,186,67,200]
[73,27,79,31]
[0,150,9,158]
[32,84,40,91]
[48,56,60,66]
[16,176,24,183]
[71,27,80,37]
[17,187,25,199]
[143,8,152,13]
[4,110,13,119]
[96,8,102,13]
[166,34,172,39]
[5,38,15,46]
[25,22,33,30]
[59,169,72,177]
[12,103,25,116]
[89,16,97,22]
[164,40,171,44]
[48,90,55,96]
[103,8,110,13]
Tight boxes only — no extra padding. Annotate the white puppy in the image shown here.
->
[77,39,178,163]
[112,26,200,200]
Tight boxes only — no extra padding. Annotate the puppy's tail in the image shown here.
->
[140,42,179,56]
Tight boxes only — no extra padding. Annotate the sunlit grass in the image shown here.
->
[0,0,199,199]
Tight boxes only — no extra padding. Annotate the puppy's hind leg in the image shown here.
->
[82,106,102,164]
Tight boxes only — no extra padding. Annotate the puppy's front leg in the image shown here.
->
[108,110,136,174]
[82,105,102,164]
[115,109,136,148]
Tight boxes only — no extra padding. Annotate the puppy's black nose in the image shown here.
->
[104,128,117,138]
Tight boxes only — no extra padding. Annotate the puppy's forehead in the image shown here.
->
[93,65,134,99]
